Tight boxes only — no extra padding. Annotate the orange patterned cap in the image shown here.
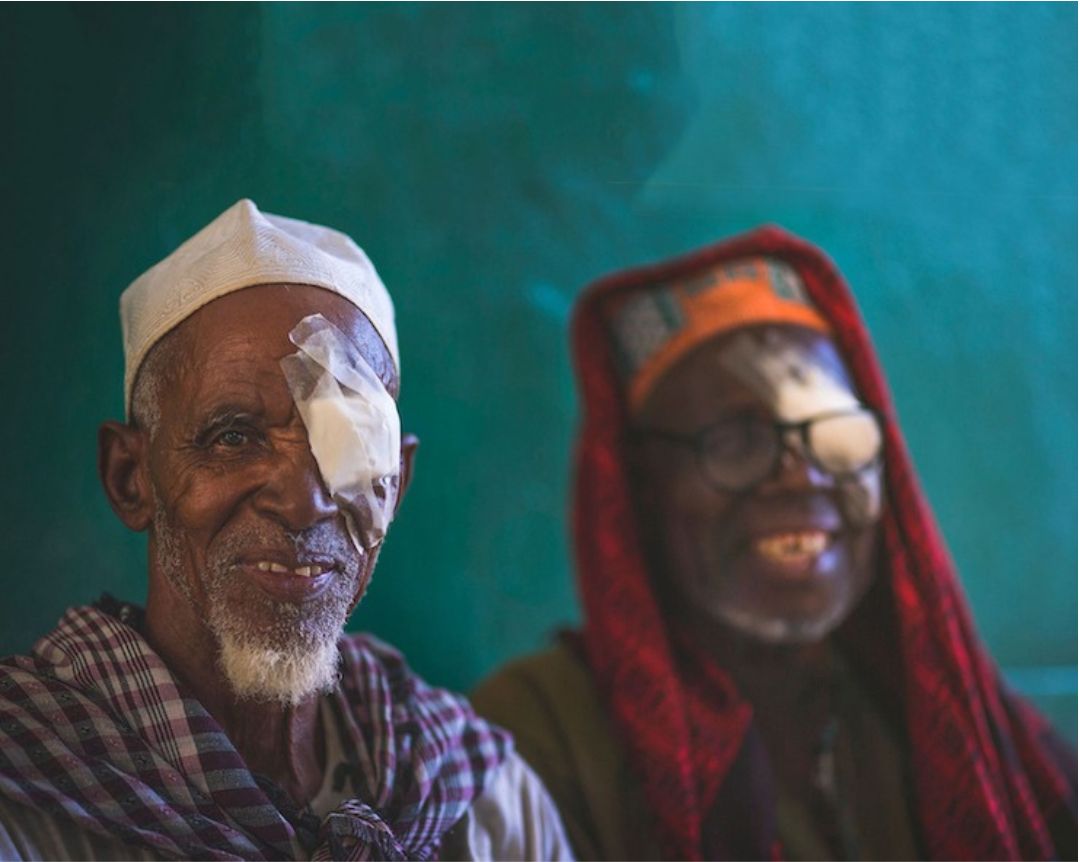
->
[605,256,830,412]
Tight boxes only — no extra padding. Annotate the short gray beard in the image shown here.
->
[152,509,365,706]
[214,633,340,708]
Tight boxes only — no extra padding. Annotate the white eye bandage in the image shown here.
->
[280,314,401,552]
[720,330,859,422]
[720,329,882,525]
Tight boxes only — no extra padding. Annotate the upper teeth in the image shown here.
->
[254,562,325,577]
[755,531,828,561]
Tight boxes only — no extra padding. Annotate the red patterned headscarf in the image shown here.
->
[570,225,1076,860]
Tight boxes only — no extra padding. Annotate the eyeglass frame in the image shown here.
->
[631,406,885,494]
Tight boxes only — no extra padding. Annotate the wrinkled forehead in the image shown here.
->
[170,283,398,399]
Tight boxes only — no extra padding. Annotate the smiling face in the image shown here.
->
[630,325,883,644]
[123,284,405,704]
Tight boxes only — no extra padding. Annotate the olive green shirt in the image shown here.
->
[473,642,922,861]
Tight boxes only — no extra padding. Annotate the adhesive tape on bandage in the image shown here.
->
[280,314,401,551]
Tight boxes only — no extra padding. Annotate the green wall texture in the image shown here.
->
[1,4,1075,739]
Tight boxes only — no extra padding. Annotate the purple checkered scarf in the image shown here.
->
[0,602,509,860]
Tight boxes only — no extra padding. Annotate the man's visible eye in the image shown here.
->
[214,429,249,448]
[192,413,264,454]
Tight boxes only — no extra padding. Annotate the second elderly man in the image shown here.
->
[473,226,1076,861]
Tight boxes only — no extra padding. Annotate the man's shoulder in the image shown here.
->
[336,629,453,705]
[471,639,610,772]
[471,640,601,728]
[0,641,84,712]
[0,796,161,861]
[471,641,659,860]
[0,601,141,682]
[338,628,405,666]
[335,630,510,760]
[440,750,575,861]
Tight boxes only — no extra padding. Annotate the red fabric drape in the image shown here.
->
[569,225,1076,860]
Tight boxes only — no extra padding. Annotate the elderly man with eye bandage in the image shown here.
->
[0,201,574,861]
[473,228,1076,860]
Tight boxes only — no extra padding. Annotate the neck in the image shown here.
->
[673,600,845,716]
[694,617,835,673]
[679,607,848,790]
[143,575,325,807]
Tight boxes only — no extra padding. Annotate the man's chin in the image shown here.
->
[204,565,360,705]
[217,635,341,707]
[714,604,846,645]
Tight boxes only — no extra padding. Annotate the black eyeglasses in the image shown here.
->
[634,407,883,493]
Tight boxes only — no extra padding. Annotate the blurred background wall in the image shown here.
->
[0,3,1075,738]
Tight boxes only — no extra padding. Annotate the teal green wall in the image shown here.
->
[1,4,1075,739]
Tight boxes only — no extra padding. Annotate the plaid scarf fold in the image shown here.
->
[0,602,509,860]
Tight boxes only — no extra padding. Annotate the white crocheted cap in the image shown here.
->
[120,199,398,416]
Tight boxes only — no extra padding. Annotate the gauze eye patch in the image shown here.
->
[720,329,860,423]
[280,313,401,552]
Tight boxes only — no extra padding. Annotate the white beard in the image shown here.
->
[151,507,364,708]
[215,631,341,707]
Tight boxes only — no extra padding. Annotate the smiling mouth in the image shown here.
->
[234,555,341,603]
[753,530,831,568]
[251,561,330,578]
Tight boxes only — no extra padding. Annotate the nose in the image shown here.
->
[766,428,833,492]
[253,442,338,532]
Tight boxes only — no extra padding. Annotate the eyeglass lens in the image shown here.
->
[700,410,882,491]
[807,411,882,475]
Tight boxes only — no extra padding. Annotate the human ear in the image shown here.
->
[98,421,154,532]
[394,433,420,516]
